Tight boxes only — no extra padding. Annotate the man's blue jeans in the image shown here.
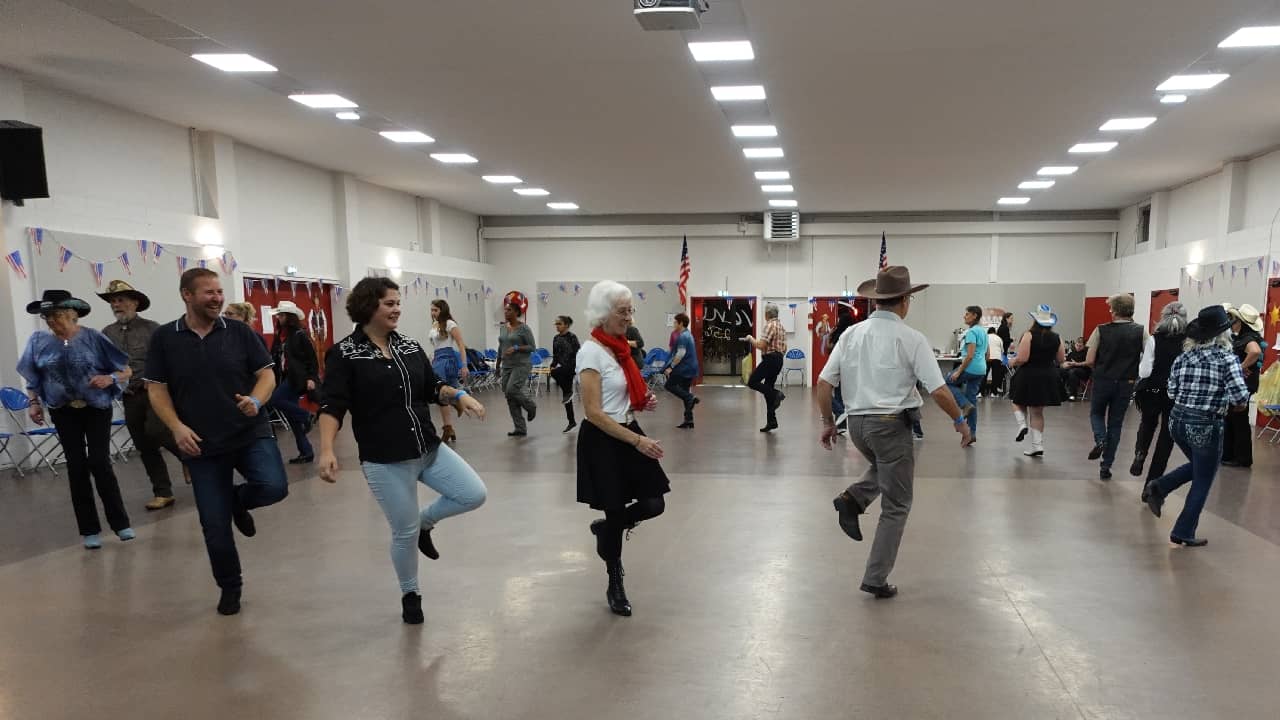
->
[186,437,290,590]
[1090,377,1135,469]
[946,371,984,436]
[1151,408,1223,541]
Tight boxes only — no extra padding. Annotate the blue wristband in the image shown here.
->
[953,415,966,425]
[249,396,261,411]
[453,389,469,405]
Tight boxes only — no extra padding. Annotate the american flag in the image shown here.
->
[678,236,690,305]
[878,231,888,271]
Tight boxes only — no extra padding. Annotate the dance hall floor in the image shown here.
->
[1,386,1278,719]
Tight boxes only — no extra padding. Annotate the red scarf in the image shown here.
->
[591,327,649,410]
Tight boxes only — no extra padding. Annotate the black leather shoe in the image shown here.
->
[401,592,424,624]
[677,421,695,429]
[1170,536,1207,547]
[692,397,701,405]
[760,421,778,433]
[217,588,241,616]
[418,527,439,560]
[1015,427,1028,442]
[832,492,863,541]
[860,583,898,599]
[775,391,786,407]
[289,455,314,465]
[526,405,537,422]
[1129,452,1146,477]
[232,502,256,538]
[563,421,577,433]
[507,430,527,437]
[1099,467,1112,481]
[1088,444,1104,460]
[1145,487,1163,518]
[606,561,632,616]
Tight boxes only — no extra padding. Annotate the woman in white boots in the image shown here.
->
[1008,305,1065,457]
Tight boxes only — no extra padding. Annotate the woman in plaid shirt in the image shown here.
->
[1143,305,1251,547]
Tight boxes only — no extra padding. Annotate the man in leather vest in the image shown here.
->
[1084,294,1148,480]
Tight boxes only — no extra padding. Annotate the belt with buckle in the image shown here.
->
[68,400,88,409]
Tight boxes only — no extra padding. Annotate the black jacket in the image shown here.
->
[273,329,319,393]
[552,331,580,372]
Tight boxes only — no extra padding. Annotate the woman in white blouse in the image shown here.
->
[429,299,469,444]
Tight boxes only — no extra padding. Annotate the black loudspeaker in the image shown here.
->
[0,120,50,205]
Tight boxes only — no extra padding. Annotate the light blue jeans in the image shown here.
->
[362,444,487,593]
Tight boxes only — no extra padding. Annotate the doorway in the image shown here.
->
[809,296,869,385]
[690,296,757,384]
[1149,288,1179,332]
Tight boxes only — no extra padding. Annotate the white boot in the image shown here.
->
[1014,409,1029,442]
[1023,429,1044,457]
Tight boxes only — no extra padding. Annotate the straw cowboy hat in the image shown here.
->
[97,279,151,311]
[271,300,306,320]
[1027,304,1059,327]
[26,289,91,317]
[855,266,929,300]
[1228,303,1263,333]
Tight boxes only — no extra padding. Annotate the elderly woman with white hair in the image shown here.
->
[1144,305,1250,546]
[1130,302,1187,488]
[745,303,788,432]
[576,280,668,617]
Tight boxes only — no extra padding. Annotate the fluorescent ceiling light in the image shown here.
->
[1037,165,1078,176]
[1069,141,1118,154]
[514,188,550,196]
[1156,73,1229,91]
[483,175,523,184]
[1100,117,1156,131]
[732,124,778,138]
[688,40,754,62]
[1219,26,1280,48]
[744,147,784,158]
[754,170,790,180]
[769,199,798,208]
[997,197,1030,206]
[379,130,434,143]
[711,85,766,101]
[1018,180,1055,190]
[335,112,360,120]
[547,202,579,210]
[288,93,357,109]
[192,53,277,72]
[430,153,478,164]
[761,184,794,193]
[1160,94,1188,104]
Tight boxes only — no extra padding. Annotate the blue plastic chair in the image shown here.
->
[0,387,62,473]
[781,348,806,386]
[0,430,23,478]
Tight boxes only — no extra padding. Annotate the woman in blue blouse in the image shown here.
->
[17,290,135,549]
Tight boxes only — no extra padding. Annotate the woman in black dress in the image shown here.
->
[1008,304,1065,457]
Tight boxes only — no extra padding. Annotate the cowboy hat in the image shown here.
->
[26,289,91,317]
[1228,303,1263,332]
[1186,305,1233,342]
[1027,304,1058,327]
[97,279,151,312]
[855,266,929,300]
[270,300,306,320]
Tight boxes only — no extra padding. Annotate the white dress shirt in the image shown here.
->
[820,310,947,416]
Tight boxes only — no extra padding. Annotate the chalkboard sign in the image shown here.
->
[700,297,755,371]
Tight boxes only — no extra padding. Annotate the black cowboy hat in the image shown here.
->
[97,279,151,312]
[26,289,91,317]
[1186,304,1232,342]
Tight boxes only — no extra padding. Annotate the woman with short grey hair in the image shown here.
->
[575,280,669,616]
[1131,302,1187,487]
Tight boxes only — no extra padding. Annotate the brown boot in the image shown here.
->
[441,425,457,444]
[145,496,176,511]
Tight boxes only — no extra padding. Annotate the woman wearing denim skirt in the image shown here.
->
[1143,305,1250,547]
[428,299,470,444]
[317,277,488,624]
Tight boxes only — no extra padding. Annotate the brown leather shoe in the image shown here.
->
[145,496,176,511]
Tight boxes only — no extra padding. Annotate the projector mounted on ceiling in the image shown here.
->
[634,0,708,31]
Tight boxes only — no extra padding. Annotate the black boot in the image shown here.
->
[606,561,632,616]
[589,519,607,561]
[401,592,424,624]
[1129,451,1147,477]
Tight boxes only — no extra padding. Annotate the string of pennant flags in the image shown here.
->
[4,227,238,287]
[1184,257,1278,296]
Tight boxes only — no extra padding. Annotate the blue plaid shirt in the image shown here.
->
[1167,344,1250,416]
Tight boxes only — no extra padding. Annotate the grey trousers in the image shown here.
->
[845,413,916,587]
[500,364,536,432]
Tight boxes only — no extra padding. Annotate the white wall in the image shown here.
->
[354,179,419,251]
[1243,150,1280,230]
[235,143,340,279]
[1165,174,1219,248]
[438,203,480,262]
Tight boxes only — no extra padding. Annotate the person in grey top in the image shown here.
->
[497,301,538,436]
[99,280,180,510]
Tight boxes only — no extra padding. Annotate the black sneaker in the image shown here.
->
[217,588,241,616]
[418,527,439,560]
[401,592,424,624]
[232,501,256,538]
[288,455,314,465]
[1088,443,1104,460]
[1099,467,1112,481]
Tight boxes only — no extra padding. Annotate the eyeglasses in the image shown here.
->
[614,307,636,317]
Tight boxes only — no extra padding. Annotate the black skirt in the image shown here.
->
[576,419,670,511]
[1009,365,1061,407]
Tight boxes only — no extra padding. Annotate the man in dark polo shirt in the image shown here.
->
[146,268,288,616]
[1084,293,1148,480]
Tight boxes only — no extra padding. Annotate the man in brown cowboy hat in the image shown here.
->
[817,266,972,599]
[99,279,179,510]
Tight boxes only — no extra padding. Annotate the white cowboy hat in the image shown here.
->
[1027,304,1058,327]
[1229,303,1263,332]
[271,300,305,320]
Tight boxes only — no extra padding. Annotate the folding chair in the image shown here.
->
[109,399,133,462]
[0,387,62,474]
[0,431,24,478]
[640,348,669,390]
[1259,406,1280,444]
[781,348,806,387]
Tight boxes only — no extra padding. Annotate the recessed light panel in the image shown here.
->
[754,170,790,180]
[1160,94,1188,104]
[1069,142,1118,154]
[1156,74,1229,91]
[192,53,277,72]
[379,131,435,143]
[483,175,523,184]
[289,93,358,109]
[688,40,755,62]
[731,125,778,138]
[430,153,478,164]
[1100,117,1156,131]
[997,197,1030,205]
[1018,180,1055,190]
[1219,26,1280,48]
[769,199,798,208]
[1037,166,1078,176]
[514,188,550,196]
[711,85,766,101]
[335,112,360,120]
[744,147,784,158]
[761,185,794,193]
[547,202,579,210]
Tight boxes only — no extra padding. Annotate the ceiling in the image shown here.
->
[2,0,1280,215]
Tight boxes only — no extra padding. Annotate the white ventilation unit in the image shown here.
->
[764,211,800,242]
[634,0,708,31]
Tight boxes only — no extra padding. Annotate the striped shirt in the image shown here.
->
[761,318,787,354]
[1167,344,1250,416]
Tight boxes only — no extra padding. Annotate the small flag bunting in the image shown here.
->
[58,245,73,271]
[177,256,189,273]
[119,252,132,275]
[138,240,149,263]
[4,250,27,279]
